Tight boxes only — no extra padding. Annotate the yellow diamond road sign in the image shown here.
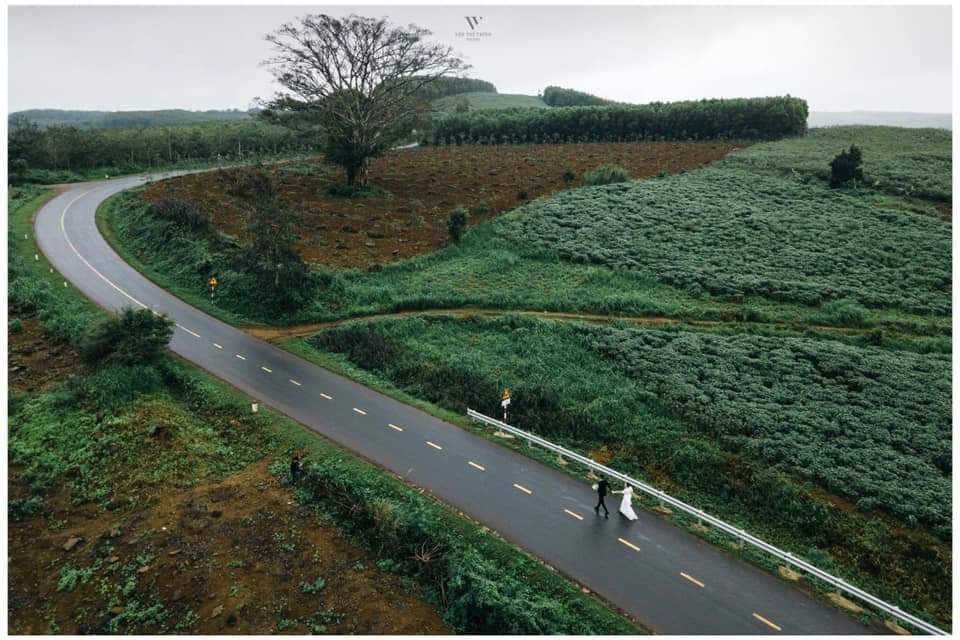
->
[501,388,511,407]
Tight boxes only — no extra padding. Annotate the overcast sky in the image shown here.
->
[7,4,953,113]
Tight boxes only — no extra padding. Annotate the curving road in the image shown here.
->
[34,174,871,635]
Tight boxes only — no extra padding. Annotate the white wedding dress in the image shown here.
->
[619,486,638,521]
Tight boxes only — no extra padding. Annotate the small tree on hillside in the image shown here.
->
[229,169,307,296]
[829,145,864,187]
[261,14,468,187]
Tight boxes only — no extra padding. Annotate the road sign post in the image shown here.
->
[208,276,219,298]
[494,389,514,439]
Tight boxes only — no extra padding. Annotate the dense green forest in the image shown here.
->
[542,86,615,107]
[429,96,809,143]
[8,117,310,184]
[9,108,253,129]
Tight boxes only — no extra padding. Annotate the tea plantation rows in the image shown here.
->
[495,154,950,315]
[587,326,951,534]
[309,314,950,535]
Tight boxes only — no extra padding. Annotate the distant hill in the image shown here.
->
[542,86,614,107]
[809,110,951,130]
[432,92,549,113]
[9,108,253,129]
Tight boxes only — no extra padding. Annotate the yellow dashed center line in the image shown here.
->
[564,509,584,521]
[235,354,246,360]
[212,343,223,349]
[260,366,272,373]
[618,537,641,552]
[752,613,781,632]
[426,441,443,451]
[176,324,200,338]
[320,393,332,400]
[468,461,485,471]
[513,483,532,495]
[681,572,705,588]
[388,423,404,432]
[352,407,367,415]
[289,379,301,386]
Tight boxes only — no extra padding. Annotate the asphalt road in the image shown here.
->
[34,175,872,635]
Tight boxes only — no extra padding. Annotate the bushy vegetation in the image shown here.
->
[830,144,865,186]
[494,140,950,315]
[303,314,951,626]
[542,86,613,107]
[147,197,210,229]
[8,117,309,184]
[430,96,808,144]
[725,126,951,202]
[80,308,174,366]
[447,207,469,243]
[582,164,630,186]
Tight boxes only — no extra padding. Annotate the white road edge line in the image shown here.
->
[752,613,781,632]
[235,354,246,360]
[58,187,149,310]
[513,483,532,495]
[353,407,367,415]
[388,423,403,432]
[618,537,641,552]
[289,379,302,386]
[320,393,332,400]
[564,509,584,521]
[468,461,485,471]
[213,343,223,349]
[176,324,200,338]
[426,441,443,450]
[261,366,272,373]
[681,572,705,588]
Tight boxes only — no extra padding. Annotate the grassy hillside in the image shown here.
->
[99,127,950,336]
[432,91,549,112]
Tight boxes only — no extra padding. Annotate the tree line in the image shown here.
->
[541,86,614,107]
[428,96,809,144]
[8,117,310,182]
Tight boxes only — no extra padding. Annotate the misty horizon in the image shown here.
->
[8,5,953,114]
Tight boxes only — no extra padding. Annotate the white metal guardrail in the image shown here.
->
[467,408,947,635]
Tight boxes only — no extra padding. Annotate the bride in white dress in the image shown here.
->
[613,485,639,521]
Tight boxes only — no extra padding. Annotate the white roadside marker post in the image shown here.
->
[251,402,259,413]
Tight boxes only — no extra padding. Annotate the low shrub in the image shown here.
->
[582,164,630,186]
[447,207,469,244]
[9,318,23,335]
[147,197,209,230]
[817,298,869,327]
[80,308,174,366]
[830,144,864,187]
[562,169,576,183]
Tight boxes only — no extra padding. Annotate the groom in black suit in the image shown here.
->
[595,475,610,518]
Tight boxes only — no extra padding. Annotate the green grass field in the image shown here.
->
[432,91,550,112]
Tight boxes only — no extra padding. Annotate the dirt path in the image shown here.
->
[244,306,883,342]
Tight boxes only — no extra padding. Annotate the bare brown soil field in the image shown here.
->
[7,319,448,635]
[144,142,746,270]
